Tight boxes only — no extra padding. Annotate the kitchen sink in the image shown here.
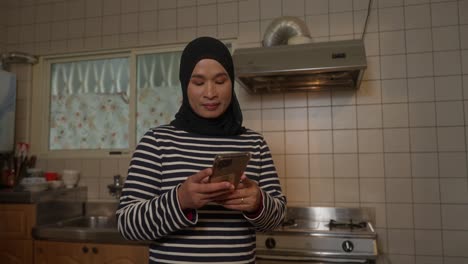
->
[32,202,145,244]
[33,201,148,244]
[33,215,125,243]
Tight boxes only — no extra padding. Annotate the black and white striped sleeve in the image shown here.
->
[116,130,197,241]
[244,138,286,231]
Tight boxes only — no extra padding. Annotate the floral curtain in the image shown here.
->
[49,58,130,150]
[49,51,184,150]
[136,51,182,141]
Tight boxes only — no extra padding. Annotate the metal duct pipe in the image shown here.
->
[262,16,311,47]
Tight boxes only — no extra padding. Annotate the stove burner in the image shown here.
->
[327,219,367,230]
[281,218,297,227]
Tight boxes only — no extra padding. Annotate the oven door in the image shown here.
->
[257,255,374,264]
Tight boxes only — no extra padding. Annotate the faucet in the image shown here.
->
[107,175,123,199]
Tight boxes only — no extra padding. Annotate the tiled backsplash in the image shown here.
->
[4,0,468,263]
[35,157,130,200]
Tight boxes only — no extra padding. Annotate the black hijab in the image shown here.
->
[170,37,245,136]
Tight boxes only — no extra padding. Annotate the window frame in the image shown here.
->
[30,42,203,159]
[30,40,236,159]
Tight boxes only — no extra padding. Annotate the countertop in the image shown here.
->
[0,187,146,245]
[0,186,87,203]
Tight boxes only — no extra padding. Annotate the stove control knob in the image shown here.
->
[342,240,354,253]
[265,237,276,249]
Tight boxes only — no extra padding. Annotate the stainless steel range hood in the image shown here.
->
[233,39,367,93]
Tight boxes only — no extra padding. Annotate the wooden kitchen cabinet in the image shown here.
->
[35,240,149,264]
[0,204,36,264]
[0,239,33,264]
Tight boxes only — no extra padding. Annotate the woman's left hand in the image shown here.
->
[215,174,262,213]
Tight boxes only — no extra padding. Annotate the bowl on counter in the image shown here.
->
[44,171,58,181]
[48,180,64,189]
[62,170,80,188]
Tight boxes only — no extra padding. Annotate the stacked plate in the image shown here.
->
[20,177,48,192]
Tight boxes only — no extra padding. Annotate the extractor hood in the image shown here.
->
[233,39,367,93]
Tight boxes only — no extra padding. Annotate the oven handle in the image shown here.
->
[257,254,369,263]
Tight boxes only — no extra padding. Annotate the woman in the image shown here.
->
[117,36,286,264]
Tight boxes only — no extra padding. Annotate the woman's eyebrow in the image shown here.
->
[191,72,228,79]
[214,72,228,78]
[190,74,205,79]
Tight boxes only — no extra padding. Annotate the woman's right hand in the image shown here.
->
[177,168,234,210]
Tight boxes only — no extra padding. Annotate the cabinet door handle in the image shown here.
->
[92,247,98,254]
[82,246,89,253]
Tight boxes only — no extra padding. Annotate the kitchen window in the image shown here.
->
[31,45,187,158]
[136,52,182,141]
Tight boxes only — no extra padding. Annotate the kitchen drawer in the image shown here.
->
[34,240,149,264]
[0,239,33,264]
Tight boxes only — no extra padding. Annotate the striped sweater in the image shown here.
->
[116,125,286,264]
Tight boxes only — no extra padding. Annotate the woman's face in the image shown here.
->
[187,59,232,119]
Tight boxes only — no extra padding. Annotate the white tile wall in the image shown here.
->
[333,130,358,153]
[306,15,329,38]
[332,105,357,129]
[434,50,462,76]
[334,178,359,202]
[285,154,308,178]
[284,108,308,130]
[0,2,6,54]
[385,153,411,178]
[383,128,410,152]
[408,52,434,77]
[439,152,467,178]
[413,178,441,203]
[382,103,409,127]
[414,230,443,256]
[405,4,431,29]
[308,107,332,129]
[410,127,438,152]
[359,153,384,178]
[408,77,435,102]
[309,178,334,203]
[307,130,332,153]
[358,129,384,152]
[409,102,436,126]
[5,0,468,261]
[386,203,414,228]
[334,153,358,178]
[381,79,407,103]
[386,178,413,202]
[406,28,432,53]
[411,152,439,178]
[442,204,468,230]
[379,30,405,55]
[360,178,385,202]
[357,105,383,128]
[443,231,468,257]
[305,0,328,15]
[309,154,333,178]
[379,6,405,31]
[435,75,463,100]
[387,229,415,254]
[431,1,458,27]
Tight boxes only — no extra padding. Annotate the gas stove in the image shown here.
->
[256,207,378,263]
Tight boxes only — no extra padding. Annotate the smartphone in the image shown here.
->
[209,152,251,187]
